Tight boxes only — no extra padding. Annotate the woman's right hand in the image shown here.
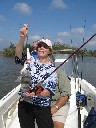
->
[24,92,35,97]
[20,24,28,39]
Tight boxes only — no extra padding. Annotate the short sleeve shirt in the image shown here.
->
[51,68,71,106]
[15,53,57,106]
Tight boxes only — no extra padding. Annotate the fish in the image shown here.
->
[15,61,32,92]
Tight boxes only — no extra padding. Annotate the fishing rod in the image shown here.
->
[77,19,86,128]
[32,34,96,90]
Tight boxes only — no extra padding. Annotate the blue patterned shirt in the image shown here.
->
[15,53,57,106]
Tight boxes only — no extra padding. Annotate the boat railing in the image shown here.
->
[0,85,21,128]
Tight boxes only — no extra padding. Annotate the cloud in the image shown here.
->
[87,39,96,46]
[58,32,70,37]
[0,38,3,42]
[29,35,41,42]
[92,24,96,30]
[0,38,9,50]
[13,3,32,15]
[56,38,64,43]
[0,15,6,21]
[71,28,85,34]
[51,0,67,9]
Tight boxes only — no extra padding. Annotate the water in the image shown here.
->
[55,55,96,88]
[0,56,22,99]
[0,55,96,99]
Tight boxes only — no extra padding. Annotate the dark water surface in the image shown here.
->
[0,56,22,99]
[0,55,96,99]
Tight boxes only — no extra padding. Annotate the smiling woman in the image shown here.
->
[37,39,53,60]
[15,24,57,128]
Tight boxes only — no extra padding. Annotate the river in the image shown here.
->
[0,55,96,99]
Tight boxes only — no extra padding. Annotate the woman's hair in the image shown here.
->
[48,48,52,55]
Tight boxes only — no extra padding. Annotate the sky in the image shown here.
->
[0,0,96,51]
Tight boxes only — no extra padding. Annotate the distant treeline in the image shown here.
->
[1,42,96,57]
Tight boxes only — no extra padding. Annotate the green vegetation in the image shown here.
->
[3,42,15,57]
[1,41,96,57]
[2,42,33,57]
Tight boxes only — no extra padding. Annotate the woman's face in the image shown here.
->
[37,42,52,58]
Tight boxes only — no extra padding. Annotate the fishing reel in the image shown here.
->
[76,91,87,108]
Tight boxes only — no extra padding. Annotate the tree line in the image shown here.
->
[1,41,96,57]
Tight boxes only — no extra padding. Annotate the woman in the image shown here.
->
[15,24,57,128]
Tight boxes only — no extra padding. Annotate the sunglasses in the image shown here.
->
[37,42,49,49]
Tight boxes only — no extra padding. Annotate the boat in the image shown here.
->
[0,55,96,128]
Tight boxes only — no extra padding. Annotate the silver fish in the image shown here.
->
[15,62,32,92]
